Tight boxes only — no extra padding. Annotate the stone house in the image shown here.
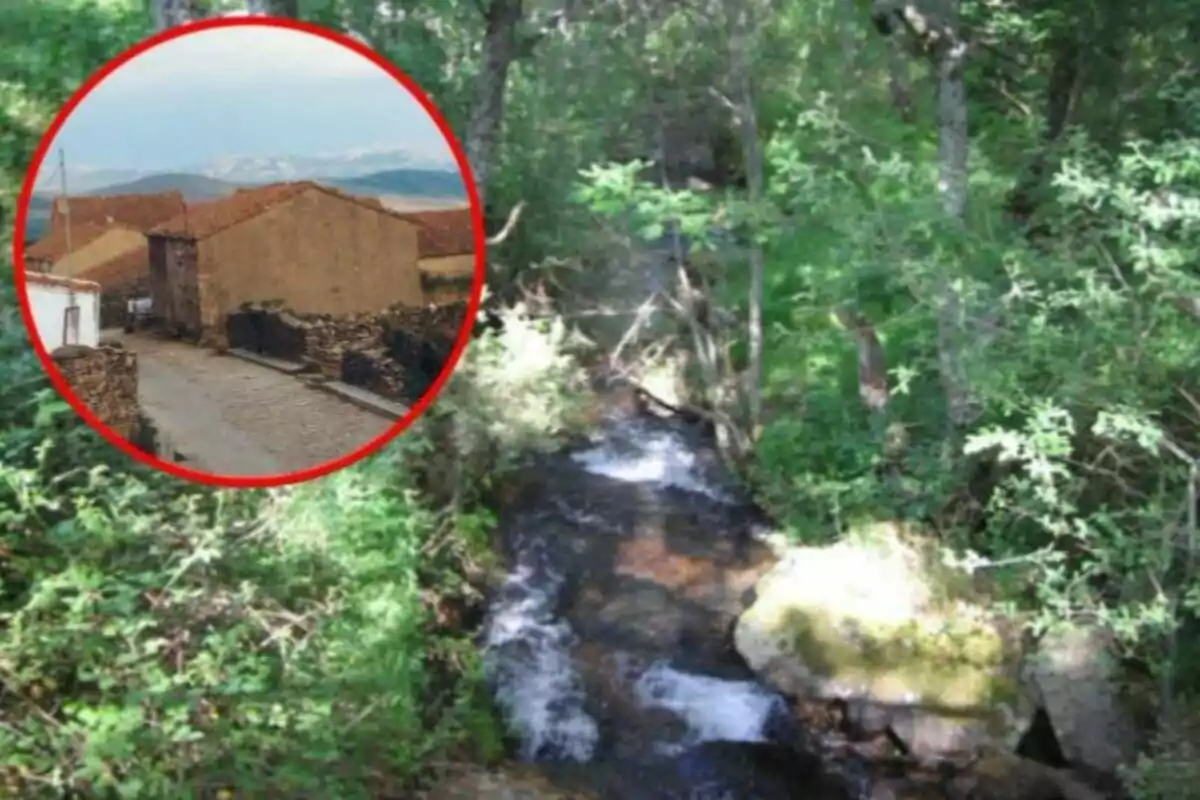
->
[48,191,186,237]
[145,181,425,342]
[51,226,144,277]
[25,191,186,274]
[24,221,113,273]
[396,207,477,304]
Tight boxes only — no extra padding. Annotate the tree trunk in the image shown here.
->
[869,0,976,430]
[266,0,299,15]
[886,43,916,122]
[932,0,973,430]
[149,0,200,30]
[726,1,765,436]
[1005,30,1082,230]
[149,0,290,30]
[465,0,524,208]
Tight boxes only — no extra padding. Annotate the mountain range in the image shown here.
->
[23,163,467,243]
[33,148,458,194]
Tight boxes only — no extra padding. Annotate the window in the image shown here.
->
[63,304,81,345]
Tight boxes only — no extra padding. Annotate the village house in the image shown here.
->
[76,246,156,329]
[24,193,186,323]
[47,191,186,238]
[24,273,101,350]
[24,221,115,273]
[397,208,477,304]
[51,225,146,278]
[145,181,425,342]
[24,271,141,440]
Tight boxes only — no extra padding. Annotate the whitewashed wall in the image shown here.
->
[28,280,100,350]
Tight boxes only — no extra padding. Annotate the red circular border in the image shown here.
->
[10,16,486,489]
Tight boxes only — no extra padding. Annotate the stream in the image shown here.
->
[481,403,876,799]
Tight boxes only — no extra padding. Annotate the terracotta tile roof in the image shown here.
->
[396,208,476,257]
[149,181,410,240]
[25,221,114,262]
[50,191,185,233]
[24,272,100,292]
[77,243,150,290]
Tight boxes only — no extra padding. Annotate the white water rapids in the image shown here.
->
[481,418,779,766]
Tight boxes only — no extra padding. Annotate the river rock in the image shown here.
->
[733,521,1034,759]
[420,764,594,800]
[1021,622,1142,775]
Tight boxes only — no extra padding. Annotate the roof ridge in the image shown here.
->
[149,181,431,240]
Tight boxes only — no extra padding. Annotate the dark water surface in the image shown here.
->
[481,408,874,799]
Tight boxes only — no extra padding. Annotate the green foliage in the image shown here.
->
[5,0,1200,788]
[1123,704,1200,800]
[425,295,593,502]
[0,4,516,795]
[0,0,149,206]
[1,253,506,795]
[567,0,1200,738]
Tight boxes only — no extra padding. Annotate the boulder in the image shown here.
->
[1022,622,1143,776]
[942,747,1106,800]
[733,521,1034,759]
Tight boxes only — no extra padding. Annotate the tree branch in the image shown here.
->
[485,201,525,245]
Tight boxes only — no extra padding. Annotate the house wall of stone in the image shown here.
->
[52,343,139,439]
[198,189,423,335]
[148,237,201,338]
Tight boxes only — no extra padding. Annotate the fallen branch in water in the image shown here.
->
[610,370,749,450]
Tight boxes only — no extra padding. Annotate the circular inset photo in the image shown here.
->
[13,18,484,488]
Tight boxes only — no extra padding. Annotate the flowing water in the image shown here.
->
[481,406,876,799]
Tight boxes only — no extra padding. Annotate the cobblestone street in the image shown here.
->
[112,332,395,477]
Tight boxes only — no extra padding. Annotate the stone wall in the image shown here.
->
[226,305,310,361]
[52,343,140,439]
[223,301,468,402]
[305,312,385,377]
[380,302,467,398]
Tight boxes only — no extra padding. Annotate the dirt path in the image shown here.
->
[112,332,394,477]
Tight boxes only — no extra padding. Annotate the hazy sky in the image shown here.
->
[37,26,451,177]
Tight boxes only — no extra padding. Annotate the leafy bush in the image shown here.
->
[0,271,505,798]
[423,297,593,501]
[1123,703,1200,800]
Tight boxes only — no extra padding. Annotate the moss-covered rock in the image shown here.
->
[733,521,1034,757]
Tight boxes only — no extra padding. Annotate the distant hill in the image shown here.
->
[23,174,240,243]
[24,195,53,244]
[21,167,465,244]
[85,172,242,200]
[323,169,465,199]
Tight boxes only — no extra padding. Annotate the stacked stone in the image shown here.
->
[341,347,406,399]
[383,301,467,346]
[303,312,383,379]
[52,344,140,439]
